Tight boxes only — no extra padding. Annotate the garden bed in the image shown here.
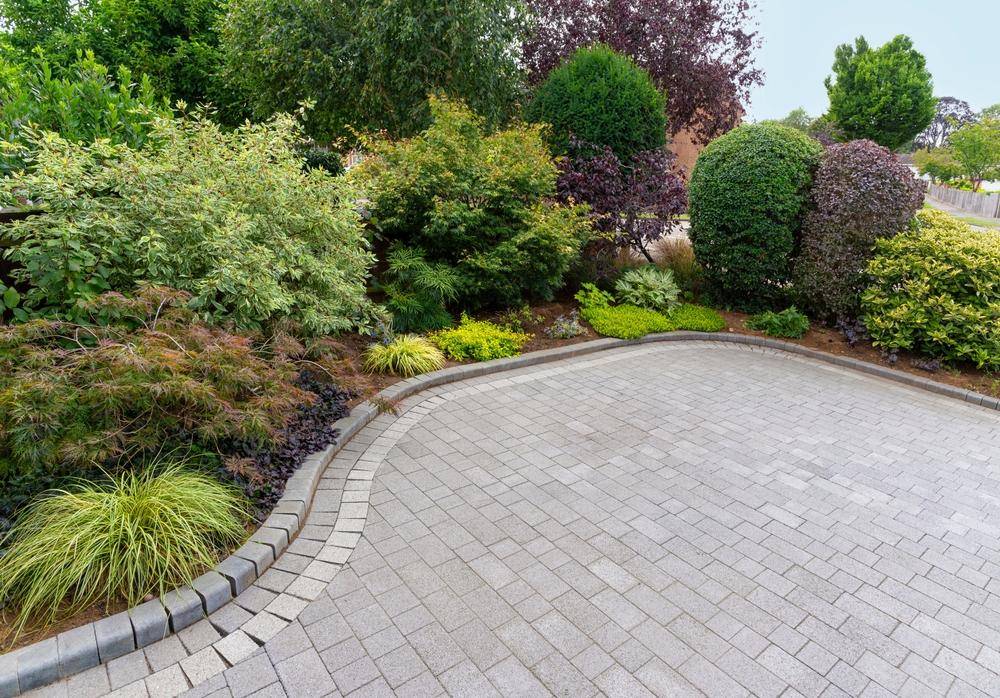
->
[7,297,999,656]
[715,310,1000,398]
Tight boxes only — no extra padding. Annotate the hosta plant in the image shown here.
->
[614,264,681,313]
[362,335,446,377]
[0,464,246,635]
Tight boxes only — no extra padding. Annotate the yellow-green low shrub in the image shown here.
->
[669,304,728,333]
[432,315,532,361]
[581,303,726,339]
[581,305,674,339]
[862,210,1000,368]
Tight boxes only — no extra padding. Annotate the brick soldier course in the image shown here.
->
[12,338,1000,697]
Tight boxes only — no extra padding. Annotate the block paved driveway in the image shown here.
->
[37,342,1000,697]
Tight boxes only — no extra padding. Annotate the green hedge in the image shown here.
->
[862,210,1000,368]
[689,123,823,309]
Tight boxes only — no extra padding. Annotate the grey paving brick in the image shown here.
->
[164,587,205,634]
[179,649,226,688]
[107,651,150,691]
[65,665,111,698]
[177,621,222,656]
[57,624,100,677]
[224,653,278,698]
[19,638,60,692]
[274,649,336,697]
[0,653,17,698]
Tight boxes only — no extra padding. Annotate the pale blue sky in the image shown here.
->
[746,0,1000,123]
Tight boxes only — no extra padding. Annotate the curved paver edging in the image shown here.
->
[3,330,997,696]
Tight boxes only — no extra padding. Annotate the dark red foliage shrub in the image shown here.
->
[793,140,925,320]
[522,0,763,144]
[557,140,687,265]
[207,372,350,522]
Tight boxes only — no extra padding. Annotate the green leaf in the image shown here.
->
[3,286,20,309]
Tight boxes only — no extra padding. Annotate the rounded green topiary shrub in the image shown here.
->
[688,122,823,310]
[526,44,666,161]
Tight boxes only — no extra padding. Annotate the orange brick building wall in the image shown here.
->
[667,128,703,179]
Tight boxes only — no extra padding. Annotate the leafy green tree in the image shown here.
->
[83,0,228,112]
[0,51,170,176]
[825,35,936,151]
[979,104,1000,120]
[0,0,232,117]
[0,0,84,66]
[913,148,961,183]
[950,116,1000,191]
[218,0,528,142]
[525,45,666,162]
[776,107,811,132]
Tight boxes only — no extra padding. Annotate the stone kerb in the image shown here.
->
[3,330,998,696]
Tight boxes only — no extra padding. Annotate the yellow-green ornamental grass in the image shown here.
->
[0,466,246,636]
[362,334,446,377]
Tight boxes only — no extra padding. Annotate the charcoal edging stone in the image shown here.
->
[3,330,996,695]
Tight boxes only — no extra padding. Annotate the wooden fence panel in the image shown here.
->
[928,183,1000,218]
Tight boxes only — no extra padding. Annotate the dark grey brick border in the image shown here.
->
[3,331,996,696]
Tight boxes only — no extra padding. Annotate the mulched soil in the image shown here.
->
[714,309,1000,399]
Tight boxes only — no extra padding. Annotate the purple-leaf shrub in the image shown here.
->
[557,140,687,265]
[793,140,925,320]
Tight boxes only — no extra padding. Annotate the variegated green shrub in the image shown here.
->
[862,210,1000,368]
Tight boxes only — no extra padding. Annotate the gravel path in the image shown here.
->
[30,342,1000,698]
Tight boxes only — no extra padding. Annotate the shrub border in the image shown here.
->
[2,330,997,695]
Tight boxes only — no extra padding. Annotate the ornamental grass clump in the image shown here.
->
[432,315,532,361]
[362,335,446,377]
[0,465,246,635]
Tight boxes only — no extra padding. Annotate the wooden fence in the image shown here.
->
[928,183,1000,218]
